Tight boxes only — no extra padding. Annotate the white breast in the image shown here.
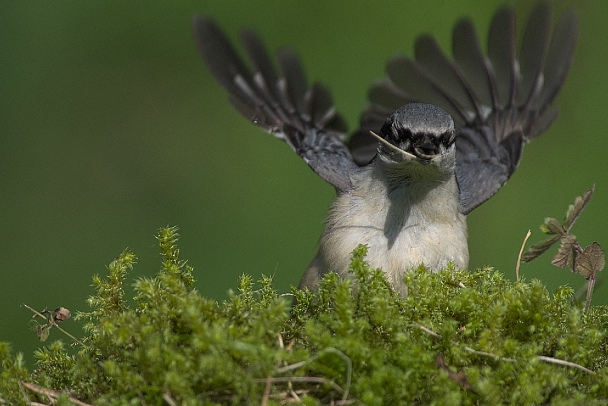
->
[316,163,468,290]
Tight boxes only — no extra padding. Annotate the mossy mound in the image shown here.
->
[2,227,607,405]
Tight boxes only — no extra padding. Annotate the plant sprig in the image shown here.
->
[521,186,605,312]
[22,303,83,346]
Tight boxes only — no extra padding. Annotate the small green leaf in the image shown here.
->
[564,186,594,232]
[543,217,565,235]
[37,325,50,342]
[551,234,577,269]
[522,234,561,263]
[575,242,605,279]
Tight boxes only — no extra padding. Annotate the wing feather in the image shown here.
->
[354,2,577,213]
[193,15,358,192]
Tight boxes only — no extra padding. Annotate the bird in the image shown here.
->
[192,2,578,294]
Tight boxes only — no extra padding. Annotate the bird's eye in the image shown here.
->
[386,125,404,144]
[441,131,455,147]
[379,120,396,142]
[400,128,412,142]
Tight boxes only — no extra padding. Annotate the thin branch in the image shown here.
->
[409,323,441,338]
[408,322,595,375]
[585,276,596,314]
[22,382,94,406]
[276,347,352,402]
[268,333,301,404]
[21,303,85,347]
[261,374,272,406]
[537,355,596,375]
[463,346,515,362]
[254,377,359,405]
[516,230,531,281]
[162,391,177,406]
[255,376,347,395]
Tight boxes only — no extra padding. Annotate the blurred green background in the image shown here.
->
[1,0,605,362]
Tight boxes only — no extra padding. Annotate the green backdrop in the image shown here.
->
[1,0,605,362]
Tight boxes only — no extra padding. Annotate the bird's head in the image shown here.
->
[372,103,456,175]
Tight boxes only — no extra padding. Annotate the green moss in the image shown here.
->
[1,226,607,404]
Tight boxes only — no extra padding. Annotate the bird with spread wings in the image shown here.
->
[192,3,578,291]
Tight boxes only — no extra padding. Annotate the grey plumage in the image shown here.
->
[192,3,578,291]
[357,3,578,213]
[193,18,356,193]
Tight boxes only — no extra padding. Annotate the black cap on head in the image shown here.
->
[380,103,455,160]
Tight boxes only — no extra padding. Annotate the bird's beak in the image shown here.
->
[369,131,417,160]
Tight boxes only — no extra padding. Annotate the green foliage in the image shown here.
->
[0,342,29,404]
[2,227,608,404]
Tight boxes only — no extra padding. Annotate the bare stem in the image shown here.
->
[409,322,595,375]
[21,303,85,347]
[516,230,532,281]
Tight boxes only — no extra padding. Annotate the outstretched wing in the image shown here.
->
[350,3,578,213]
[192,15,359,193]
